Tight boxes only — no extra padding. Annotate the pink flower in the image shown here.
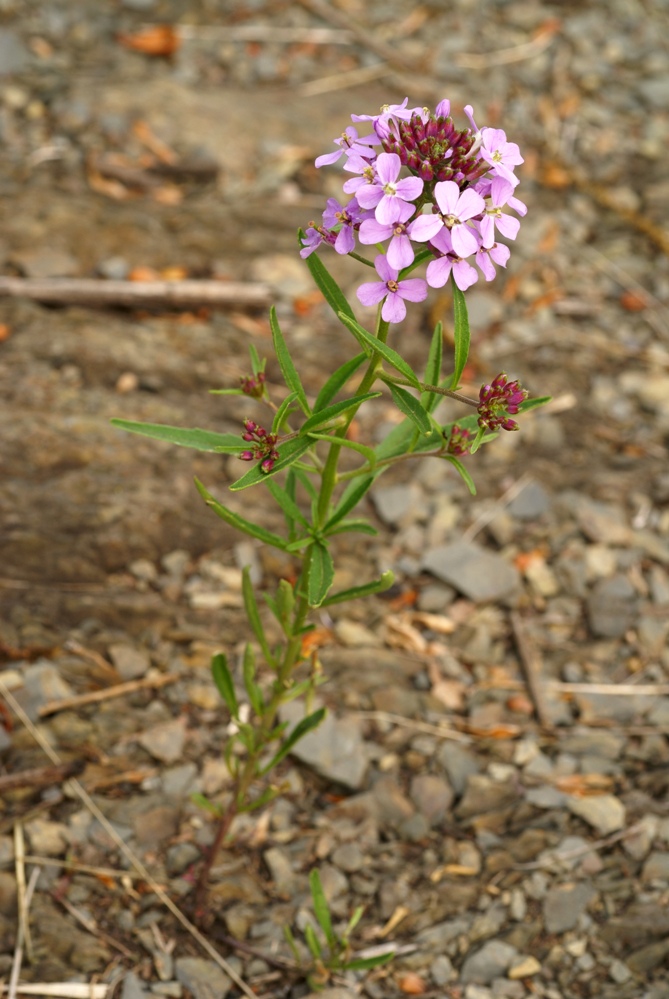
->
[355,152,423,225]
[425,230,479,291]
[410,180,484,258]
[479,128,524,186]
[357,254,428,324]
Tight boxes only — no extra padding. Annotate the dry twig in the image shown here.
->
[0,277,271,311]
[510,611,554,731]
[38,672,180,718]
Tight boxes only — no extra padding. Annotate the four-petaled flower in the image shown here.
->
[357,254,427,324]
[410,181,485,258]
[356,152,424,224]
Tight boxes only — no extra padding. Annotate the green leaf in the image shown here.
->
[242,644,264,715]
[272,390,299,435]
[300,392,380,435]
[310,869,337,951]
[191,792,223,818]
[249,342,264,377]
[211,652,239,719]
[450,280,470,390]
[338,313,421,389]
[321,569,394,607]
[326,519,377,537]
[195,479,290,550]
[208,387,245,396]
[308,542,335,608]
[242,567,276,668]
[304,922,322,960]
[258,706,326,775]
[269,306,310,416]
[422,321,444,414]
[306,432,377,470]
[345,953,395,971]
[384,380,433,436]
[111,419,244,454]
[300,233,356,322]
[324,476,375,532]
[283,926,301,964]
[275,578,296,631]
[266,478,309,529]
[443,454,477,495]
[314,352,367,412]
[229,436,313,491]
[343,905,364,940]
[519,394,552,412]
[284,534,315,553]
[238,785,279,813]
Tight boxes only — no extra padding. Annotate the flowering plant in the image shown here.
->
[112,98,548,921]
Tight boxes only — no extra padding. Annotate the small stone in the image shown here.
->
[609,959,632,984]
[543,882,595,934]
[334,619,382,648]
[166,842,200,876]
[331,842,365,873]
[422,541,520,603]
[409,774,454,826]
[586,574,638,638]
[109,643,150,680]
[430,954,456,985]
[175,957,232,999]
[461,940,518,984]
[371,484,423,526]
[263,846,296,894]
[642,851,669,882]
[508,955,542,979]
[122,971,149,999]
[507,480,551,520]
[437,743,480,796]
[279,700,367,790]
[161,762,198,798]
[138,717,187,764]
[566,793,626,835]
[133,806,180,845]
[24,819,69,856]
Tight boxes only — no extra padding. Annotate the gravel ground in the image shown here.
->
[1,1,669,998]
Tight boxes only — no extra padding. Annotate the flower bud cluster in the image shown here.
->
[239,420,279,473]
[477,373,527,432]
[446,424,475,456]
[240,372,266,399]
[303,98,527,322]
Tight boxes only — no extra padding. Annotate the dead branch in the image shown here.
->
[0,277,271,311]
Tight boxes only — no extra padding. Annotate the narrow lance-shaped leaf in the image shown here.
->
[300,229,356,322]
[321,569,394,607]
[384,379,433,436]
[314,352,367,412]
[421,321,443,414]
[211,653,239,719]
[306,432,377,470]
[310,869,337,952]
[299,392,380,435]
[269,306,310,416]
[272,390,299,435]
[325,475,375,531]
[258,706,326,775]
[443,454,477,495]
[111,419,245,453]
[266,478,310,529]
[195,479,290,550]
[242,567,276,668]
[450,279,470,390]
[338,313,421,389]
[345,953,395,971]
[308,541,335,608]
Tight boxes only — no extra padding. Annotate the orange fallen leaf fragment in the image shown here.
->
[293,290,323,316]
[0,323,11,342]
[554,773,613,796]
[117,25,181,57]
[619,290,647,312]
[506,693,534,715]
[463,722,522,739]
[397,972,427,995]
[541,162,571,189]
[160,266,188,281]
[128,266,161,282]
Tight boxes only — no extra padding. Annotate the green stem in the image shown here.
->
[315,311,390,525]
[382,372,479,407]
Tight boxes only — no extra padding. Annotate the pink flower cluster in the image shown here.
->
[302,99,526,322]
[239,420,279,473]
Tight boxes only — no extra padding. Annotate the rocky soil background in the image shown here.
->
[1,1,669,998]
